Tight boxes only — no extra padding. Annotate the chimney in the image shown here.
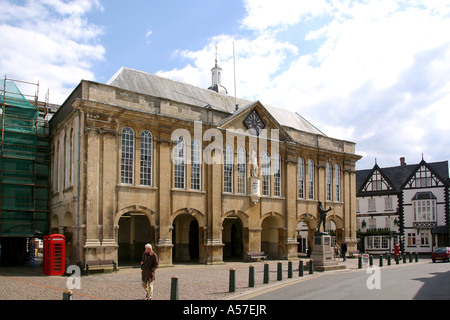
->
[400,157,406,166]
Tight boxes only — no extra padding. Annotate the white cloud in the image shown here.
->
[0,0,104,104]
[157,1,450,169]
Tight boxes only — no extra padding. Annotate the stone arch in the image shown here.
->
[115,206,156,267]
[171,208,205,263]
[296,213,318,255]
[222,210,248,261]
[327,214,345,244]
[261,212,285,259]
[172,207,205,227]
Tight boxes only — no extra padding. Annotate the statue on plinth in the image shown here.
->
[317,201,332,233]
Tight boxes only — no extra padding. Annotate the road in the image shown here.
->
[237,261,450,300]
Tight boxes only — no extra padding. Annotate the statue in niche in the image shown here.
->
[249,149,259,178]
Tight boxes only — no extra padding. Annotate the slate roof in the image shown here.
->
[356,160,450,194]
[107,67,325,136]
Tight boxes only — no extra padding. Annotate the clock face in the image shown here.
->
[244,110,265,135]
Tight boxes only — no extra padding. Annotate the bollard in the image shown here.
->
[403,254,406,264]
[379,255,383,267]
[395,254,399,265]
[288,261,293,278]
[63,290,73,300]
[369,255,373,266]
[409,252,412,263]
[263,263,269,284]
[299,260,304,277]
[415,252,418,263]
[229,268,236,293]
[358,255,362,269]
[249,265,255,288]
[170,276,179,300]
[387,254,391,266]
[309,260,314,274]
[277,262,283,281]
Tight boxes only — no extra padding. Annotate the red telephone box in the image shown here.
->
[43,234,65,276]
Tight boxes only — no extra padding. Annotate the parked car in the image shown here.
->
[431,247,450,263]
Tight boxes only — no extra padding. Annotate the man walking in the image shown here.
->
[341,241,347,261]
[141,243,159,300]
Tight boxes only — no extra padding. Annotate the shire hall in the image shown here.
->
[49,60,361,267]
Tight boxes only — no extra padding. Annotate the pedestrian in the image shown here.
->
[334,243,340,261]
[141,243,159,300]
[341,241,347,261]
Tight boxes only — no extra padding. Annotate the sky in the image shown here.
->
[1,0,450,170]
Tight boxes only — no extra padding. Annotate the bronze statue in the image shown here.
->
[317,201,332,233]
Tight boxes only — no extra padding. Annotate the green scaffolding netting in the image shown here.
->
[1,79,50,237]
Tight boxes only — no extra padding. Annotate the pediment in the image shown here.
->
[217,101,294,143]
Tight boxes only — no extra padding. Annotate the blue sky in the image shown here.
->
[1,0,450,170]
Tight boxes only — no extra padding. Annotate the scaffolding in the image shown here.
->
[0,77,50,237]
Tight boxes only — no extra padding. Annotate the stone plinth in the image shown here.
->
[311,232,346,272]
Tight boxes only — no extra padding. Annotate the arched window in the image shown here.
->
[174,136,186,189]
[308,159,314,200]
[298,157,305,199]
[274,153,281,197]
[191,139,202,190]
[262,151,271,196]
[335,164,341,202]
[224,144,233,193]
[121,127,135,184]
[237,147,247,194]
[140,130,153,186]
[326,162,332,201]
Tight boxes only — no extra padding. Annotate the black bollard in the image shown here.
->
[170,276,179,300]
[409,252,412,263]
[277,262,283,281]
[263,263,269,284]
[63,290,73,300]
[369,255,373,266]
[358,255,362,269]
[299,260,304,277]
[403,254,406,264]
[395,254,399,265]
[309,260,314,274]
[379,254,383,267]
[288,261,293,279]
[229,268,236,293]
[415,252,419,262]
[249,265,255,288]
[387,254,391,266]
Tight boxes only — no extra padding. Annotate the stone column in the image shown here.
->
[100,130,118,255]
[84,128,101,260]
[205,148,224,264]
[285,151,299,259]
[156,134,173,266]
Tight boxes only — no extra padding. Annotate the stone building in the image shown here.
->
[49,64,361,267]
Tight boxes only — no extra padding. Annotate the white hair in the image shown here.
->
[145,243,152,250]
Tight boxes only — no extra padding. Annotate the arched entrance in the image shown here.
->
[118,212,154,266]
[296,213,317,255]
[222,217,244,261]
[327,214,344,245]
[261,214,284,259]
[172,214,200,263]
